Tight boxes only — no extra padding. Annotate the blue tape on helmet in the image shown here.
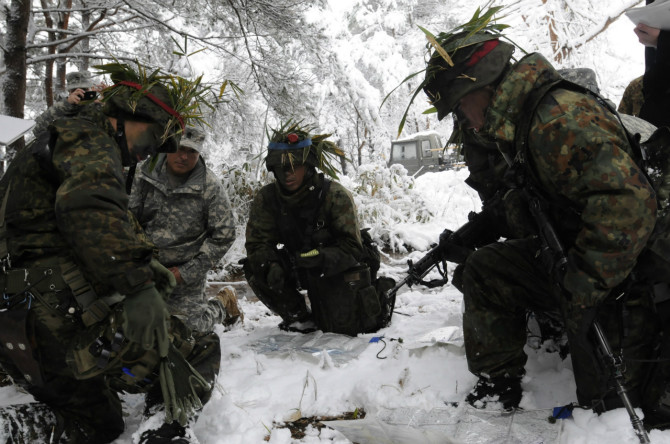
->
[268,139,312,150]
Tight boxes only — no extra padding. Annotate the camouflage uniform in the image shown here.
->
[245,172,365,331]
[0,99,217,441]
[460,53,658,407]
[129,153,236,332]
[32,99,82,137]
[618,76,644,117]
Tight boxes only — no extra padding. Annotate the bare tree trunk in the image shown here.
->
[41,0,56,107]
[55,1,72,94]
[79,1,91,71]
[3,0,31,153]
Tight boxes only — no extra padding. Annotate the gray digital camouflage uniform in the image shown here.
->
[129,153,236,332]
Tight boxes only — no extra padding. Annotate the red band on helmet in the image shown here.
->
[114,81,185,130]
[466,40,500,67]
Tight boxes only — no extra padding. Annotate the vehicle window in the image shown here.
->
[392,142,417,160]
[422,140,432,158]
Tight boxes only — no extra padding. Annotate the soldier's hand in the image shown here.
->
[67,88,85,105]
[438,229,454,250]
[149,258,177,297]
[122,283,170,357]
[168,266,185,285]
[634,23,660,47]
[266,262,285,292]
[296,249,323,269]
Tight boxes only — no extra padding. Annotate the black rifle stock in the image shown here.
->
[526,187,650,444]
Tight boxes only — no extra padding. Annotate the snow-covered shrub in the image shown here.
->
[340,162,433,252]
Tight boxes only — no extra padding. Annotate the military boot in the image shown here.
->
[215,286,244,326]
[465,376,522,411]
[138,421,198,444]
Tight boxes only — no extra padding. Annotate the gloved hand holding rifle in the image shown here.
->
[382,200,502,325]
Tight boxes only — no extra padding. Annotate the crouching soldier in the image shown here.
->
[0,62,219,443]
[244,122,392,336]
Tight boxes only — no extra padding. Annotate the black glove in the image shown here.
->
[122,283,170,356]
[266,262,285,291]
[568,303,599,343]
[296,249,323,269]
[438,229,473,263]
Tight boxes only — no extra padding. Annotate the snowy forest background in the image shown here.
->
[0,0,648,261]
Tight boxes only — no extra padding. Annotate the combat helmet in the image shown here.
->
[265,121,345,179]
[96,62,210,155]
[424,31,515,121]
[385,6,518,135]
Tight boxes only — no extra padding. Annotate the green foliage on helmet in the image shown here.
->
[381,5,521,136]
[95,61,213,153]
[265,120,346,179]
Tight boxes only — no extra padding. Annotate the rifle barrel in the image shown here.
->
[593,320,650,444]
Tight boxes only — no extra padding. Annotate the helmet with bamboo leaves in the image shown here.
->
[265,121,345,179]
[385,6,517,135]
[423,29,515,121]
[96,62,211,153]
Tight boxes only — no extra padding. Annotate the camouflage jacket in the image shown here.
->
[0,105,154,296]
[618,76,644,118]
[32,99,80,138]
[245,173,363,279]
[484,53,657,307]
[129,154,235,292]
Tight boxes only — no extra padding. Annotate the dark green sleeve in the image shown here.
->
[245,185,282,275]
[52,124,153,295]
[318,182,363,276]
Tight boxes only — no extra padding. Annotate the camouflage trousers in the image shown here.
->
[243,260,382,335]
[461,238,658,409]
[166,282,228,332]
[0,286,221,444]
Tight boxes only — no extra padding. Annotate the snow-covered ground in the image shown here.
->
[185,170,670,444]
[0,168,658,443]
[129,170,670,443]
[1,171,668,443]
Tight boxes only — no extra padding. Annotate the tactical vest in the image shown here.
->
[511,78,670,288]
[267,176,392,334]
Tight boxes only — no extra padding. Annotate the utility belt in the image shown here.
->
[0,260,124,327]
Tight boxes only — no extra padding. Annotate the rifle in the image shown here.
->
[525,186,650,444]
[593,320,650,443]
[384,203,501,310]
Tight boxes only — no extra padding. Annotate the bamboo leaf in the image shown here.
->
[419,26,453,67]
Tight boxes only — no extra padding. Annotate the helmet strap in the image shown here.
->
[114,117,132,166]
